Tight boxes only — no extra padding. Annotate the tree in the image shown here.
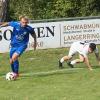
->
[0,0,8,21]
[6,0,100,21]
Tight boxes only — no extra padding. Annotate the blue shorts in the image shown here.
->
[10,45,27,58]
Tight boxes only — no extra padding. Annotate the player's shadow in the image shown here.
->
[92,65,100,69]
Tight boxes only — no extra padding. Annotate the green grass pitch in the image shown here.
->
[0,47,100,100]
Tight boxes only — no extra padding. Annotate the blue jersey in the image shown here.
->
[9,21,34,47]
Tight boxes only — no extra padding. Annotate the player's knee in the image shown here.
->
[67,55,72,59]
[63,56,72,61]
[12,57,18,62]
[12,53,19,62]
[12,56,18,62]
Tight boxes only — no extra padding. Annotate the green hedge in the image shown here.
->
[7,0,100,21]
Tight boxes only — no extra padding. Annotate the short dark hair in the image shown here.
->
[89,43,96,51]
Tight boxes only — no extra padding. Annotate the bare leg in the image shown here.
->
[10,52,19,64]
[70,54,84,65]
[60,56,72,63]
[59,55,72,68]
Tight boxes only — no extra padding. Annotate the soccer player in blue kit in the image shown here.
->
[0,15,37,78]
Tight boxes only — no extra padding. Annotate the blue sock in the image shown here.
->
[13,60,19,74]
[11,63,15,72]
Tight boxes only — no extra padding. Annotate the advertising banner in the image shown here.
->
[28,22,61,50]
[0,18,100,53]
[61,19,100,47]
[0,22,61,53]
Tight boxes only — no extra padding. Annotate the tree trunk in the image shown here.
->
[0,0,8,22]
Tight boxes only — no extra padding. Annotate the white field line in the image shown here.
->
[20,68,84,77]
[1,68,84,78]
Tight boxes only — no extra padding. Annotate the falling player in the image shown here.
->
[59,41,100,70]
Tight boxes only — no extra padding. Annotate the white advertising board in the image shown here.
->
[0,22,61,53]
[60,19,100,47]
[0,26,12,53]
[28,22,61,50]
[0,18,100,53]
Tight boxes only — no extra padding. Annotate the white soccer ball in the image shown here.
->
[6,72,16,81]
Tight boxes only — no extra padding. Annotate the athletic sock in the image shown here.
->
[11,64,15,72]
[70,60,76,65]
[13,60,19,74]
[60,58,64,63]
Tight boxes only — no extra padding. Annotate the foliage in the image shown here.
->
[7,0,100,21]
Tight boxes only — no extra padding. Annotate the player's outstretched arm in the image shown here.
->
[84,57,93,71]
[31,32,37,50]
[0,22,9,27]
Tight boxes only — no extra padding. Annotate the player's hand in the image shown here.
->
[33,43,37,51]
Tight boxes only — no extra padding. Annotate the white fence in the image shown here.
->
[0,18,100,53]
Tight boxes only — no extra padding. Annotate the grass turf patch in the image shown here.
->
[0,47,100,100]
